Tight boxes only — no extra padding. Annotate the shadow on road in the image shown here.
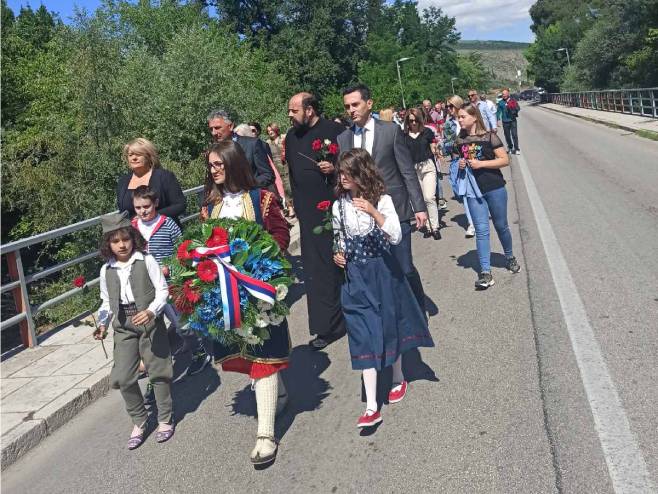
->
[168,366,221,425]
[450,212,469,230]
[228,344,332,441]
[454,250,508,273]
[285,254,306,308]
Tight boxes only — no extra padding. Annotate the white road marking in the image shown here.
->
[516,153,656,493]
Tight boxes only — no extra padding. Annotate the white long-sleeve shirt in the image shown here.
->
[97,251,168,326]
[332,194,402,246]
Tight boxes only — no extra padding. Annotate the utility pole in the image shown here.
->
[396,57,413,109]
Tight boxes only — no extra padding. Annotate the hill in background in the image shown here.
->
[457,40,531,91]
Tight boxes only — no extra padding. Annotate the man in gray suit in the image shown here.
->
[337,84,428,312]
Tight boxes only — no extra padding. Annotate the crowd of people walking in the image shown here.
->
[94,83,523,466]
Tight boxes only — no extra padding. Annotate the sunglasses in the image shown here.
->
[408,118,417,123]
[447,104,455,109]
[207,161,225,170]
[468,93,477,97]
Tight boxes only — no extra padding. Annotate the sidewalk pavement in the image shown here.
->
[0,222,300,469]
[540,103,658,135]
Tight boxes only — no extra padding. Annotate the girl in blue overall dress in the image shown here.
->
[332,149,434,428]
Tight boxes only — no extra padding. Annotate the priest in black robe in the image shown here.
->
[284,92,346,349]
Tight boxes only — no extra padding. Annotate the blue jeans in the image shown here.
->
[466,186,514,273]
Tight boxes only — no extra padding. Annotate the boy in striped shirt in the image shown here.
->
[132,186,211,376]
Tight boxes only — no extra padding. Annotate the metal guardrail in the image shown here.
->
[548,88,658,118]
[0,185,204,348]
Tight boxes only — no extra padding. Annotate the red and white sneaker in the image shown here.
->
[357,409,382,428]
[388,380,408,404]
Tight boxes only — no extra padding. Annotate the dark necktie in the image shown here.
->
[360,127,367,150]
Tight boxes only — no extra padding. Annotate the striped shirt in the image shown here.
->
[133,215,182,265]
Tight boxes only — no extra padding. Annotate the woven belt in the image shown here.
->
[119,303,139,316]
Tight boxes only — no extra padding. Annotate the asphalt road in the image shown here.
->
[3,105,657,494]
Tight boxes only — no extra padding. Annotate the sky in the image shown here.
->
[7,0,535,43]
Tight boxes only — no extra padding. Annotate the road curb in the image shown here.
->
[538,104,658,140]
[1,371,111,470]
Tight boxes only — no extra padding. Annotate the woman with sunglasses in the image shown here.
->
[443,95,475,238]
[403,107,441,239]
[200,140,291,465]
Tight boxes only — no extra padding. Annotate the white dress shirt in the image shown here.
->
[332,194,402,246]
[98,251,168,326]
[353,116,376,155]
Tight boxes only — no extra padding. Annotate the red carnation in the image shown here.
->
[205,227,229,248]
[327,143,339,155]
[183,279,202,303]
[316,200,331,212]
[174,296,194,315]
[197,259,218,282]
[177,240,194,262]
[73,276,86,288]
[311,139,322,152]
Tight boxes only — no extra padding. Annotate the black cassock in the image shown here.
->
[285,118,346,340]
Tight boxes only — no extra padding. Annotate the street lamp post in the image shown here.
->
[396,57,412,109]
[556,47,571,67]
[450,77,457,95]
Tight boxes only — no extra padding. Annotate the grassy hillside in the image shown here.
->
[457,40,530,90]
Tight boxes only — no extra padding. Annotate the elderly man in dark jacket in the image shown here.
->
[207,109,274,188]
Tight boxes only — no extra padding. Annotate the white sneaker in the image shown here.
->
[466,225,475,238]
[515,149,521,155]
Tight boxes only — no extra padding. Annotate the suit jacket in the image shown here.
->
[234,135,274,188]
[337,119,426,221]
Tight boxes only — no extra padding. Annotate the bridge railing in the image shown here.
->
[0,186,204,350]
[547,88,658,118]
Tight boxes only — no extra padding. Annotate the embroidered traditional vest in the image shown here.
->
[207,189,263,225]
[105,258,155,329]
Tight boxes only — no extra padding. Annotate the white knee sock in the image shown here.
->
[362,368,378,412]
[392,355,404,384]
[254,373,277,438]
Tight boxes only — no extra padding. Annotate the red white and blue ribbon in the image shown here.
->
[191,245,276,331]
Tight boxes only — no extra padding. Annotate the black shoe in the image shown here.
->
[432,229,441,240]
[423,229,432,238]
[188,348,211,376]
[475,272,495,290]
[507,256,521,273]
[309,336,329,350]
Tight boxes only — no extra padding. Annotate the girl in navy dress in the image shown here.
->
[332,149,434,428]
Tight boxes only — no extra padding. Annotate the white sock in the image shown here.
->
[362,368,378,412]
[254,373,277,438]
[392,355,404,385]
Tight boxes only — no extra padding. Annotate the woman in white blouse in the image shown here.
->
[331,149,434,429]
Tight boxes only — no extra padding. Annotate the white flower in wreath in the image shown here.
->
[323,138,331,146]
[257,299,273,311]
[246,334,261,345]
[269,313,284,326]
[255,313,270,328]
[236,326,251,337]
[275,284,288,301]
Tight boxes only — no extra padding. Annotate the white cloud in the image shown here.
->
[417,0,534,32]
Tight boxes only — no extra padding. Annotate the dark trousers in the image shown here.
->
[390,220,426,313]
[503,120,519,151]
